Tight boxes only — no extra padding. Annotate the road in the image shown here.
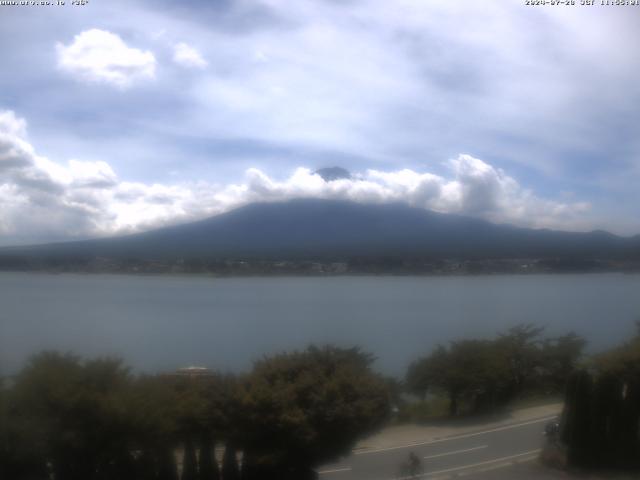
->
[317,415,557,480]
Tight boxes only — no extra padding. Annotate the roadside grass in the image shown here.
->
[509,392,563,409]
[395,392,562,425]
[395,395,450,424]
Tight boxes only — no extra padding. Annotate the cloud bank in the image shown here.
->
[0,109,592,246]
[56,29,156,88]
[2,1,639,240]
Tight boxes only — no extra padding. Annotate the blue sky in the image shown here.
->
[1,0,639,245]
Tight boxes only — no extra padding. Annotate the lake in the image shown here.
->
[1,272,639,377]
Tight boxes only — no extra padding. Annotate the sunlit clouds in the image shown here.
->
[56,29,156,88]
[0,110,592,245]
[1,1,639,243]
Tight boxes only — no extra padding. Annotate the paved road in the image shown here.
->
[317,415,558,480]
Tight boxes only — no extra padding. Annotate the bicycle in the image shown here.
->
[397,452,424,478]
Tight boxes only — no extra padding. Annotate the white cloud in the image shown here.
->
[3,0,640,235]
[173,42,208,69]
[56,29,156,88]
[0,110,596,245]
[0,111,33,171]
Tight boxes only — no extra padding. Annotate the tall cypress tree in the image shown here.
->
[221,443,240,480]
[182,438,198,480]
[617,378,640,468]
[563,370,593,467]
[199,434,220,480]
[157,446,179,480]
[591,373,617,466]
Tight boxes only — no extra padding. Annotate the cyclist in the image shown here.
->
[408,451,423,477]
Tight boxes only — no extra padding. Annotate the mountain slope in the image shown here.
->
[2,199,639,260]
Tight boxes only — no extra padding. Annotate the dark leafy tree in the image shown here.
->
[407,325,586,417]
[590,372,619,466]
[237,345,390,478]
[497,324,545,396]
[127,375,182,479]
[540,332,586,393]
[408,340,511,416]
[10,352,136,480]
[0,377,49,480]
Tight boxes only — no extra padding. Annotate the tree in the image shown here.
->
[540,332,586,394]
[407,325,587,417]
[590,324,640,468]
[562,370,593,467]
[405,360,431,401]
[221,443,240,480]
[560,324,640,470]
[236,346,390,478]
[198,433,219,480]
[0,375,49,480]
[9,352,136,480]
[126,375,182,479]
[156,446,179,480]
[496,324,545,398]
[407,340,511,416]
[182,438,198,480]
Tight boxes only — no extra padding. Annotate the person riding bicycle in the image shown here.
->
[408,451,423,477]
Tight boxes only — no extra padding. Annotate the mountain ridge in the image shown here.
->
[1,198,638,263]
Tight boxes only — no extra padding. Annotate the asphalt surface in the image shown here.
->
[317,415,558,480]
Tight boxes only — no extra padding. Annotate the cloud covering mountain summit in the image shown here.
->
[0,109,593,246]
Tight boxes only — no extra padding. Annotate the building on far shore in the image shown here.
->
[171,366,214,378]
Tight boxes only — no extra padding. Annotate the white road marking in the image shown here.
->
[320,444,541,478]
[318,467,352,475]
[421,449,541,478]
[355,415,557,455]
[423,445,487,460]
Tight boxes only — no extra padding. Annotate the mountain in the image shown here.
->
[315,167,352,182]
[2,198,639,261]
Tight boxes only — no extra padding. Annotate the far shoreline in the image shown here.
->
[1,267,640,279]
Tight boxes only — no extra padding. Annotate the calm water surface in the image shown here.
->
[1,272,639,376]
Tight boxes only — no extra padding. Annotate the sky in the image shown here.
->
[1,0,639,246]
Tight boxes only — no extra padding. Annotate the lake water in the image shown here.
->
[1,272,639,377]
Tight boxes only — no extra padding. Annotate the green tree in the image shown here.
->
[127,374,184,479]
[10,352,136,480]
[237,345,390,478]
[590,323,640,468]
[540,332,586,393]
[560,324,640,471]
[0,375,49,480]
[496,324,545,398]
[407,341,510,416]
